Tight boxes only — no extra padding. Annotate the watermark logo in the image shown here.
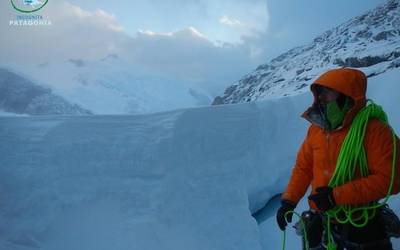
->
[11,0,49,13]
[9,0,52,26]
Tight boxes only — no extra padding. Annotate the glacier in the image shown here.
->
[3,55,211,115]
[0,69,399,250]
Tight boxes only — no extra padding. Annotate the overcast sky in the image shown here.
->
[0,0,386,96]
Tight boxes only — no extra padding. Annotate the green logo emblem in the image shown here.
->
[11,0,49,13]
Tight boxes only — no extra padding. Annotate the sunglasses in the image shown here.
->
[314,85,338,95]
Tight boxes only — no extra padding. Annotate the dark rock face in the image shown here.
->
[214,0,400,105]
[211,96,223,105]
[0,68,92,115]
[333,51,400,68]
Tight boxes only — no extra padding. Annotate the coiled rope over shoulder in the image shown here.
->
[282,100,398,250]
[325,100,398,250]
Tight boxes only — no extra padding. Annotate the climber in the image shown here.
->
[276,68,400,250]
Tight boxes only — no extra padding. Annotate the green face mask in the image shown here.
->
[326,101,345,130]
[326,98,352,130]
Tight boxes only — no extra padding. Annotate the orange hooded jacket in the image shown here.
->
[282,68,400,210]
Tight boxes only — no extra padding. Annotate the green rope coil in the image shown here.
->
[282,211,309,250]
[325,100,398,250]
[282,100,398,250]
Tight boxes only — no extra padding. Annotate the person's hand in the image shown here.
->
[276,200,296,231]
[308,186,336,212]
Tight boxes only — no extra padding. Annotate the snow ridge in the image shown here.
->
[5,55,211,115]
[213,0,400,104]
[0,68,91,115]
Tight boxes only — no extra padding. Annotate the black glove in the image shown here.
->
[276,200,296,231]
[308,186,336,212]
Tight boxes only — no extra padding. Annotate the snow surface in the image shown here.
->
[3,56,211,115]
[0,69,399,250]
[0,111,27,116]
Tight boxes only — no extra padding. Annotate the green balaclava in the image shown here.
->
[325,96,352,130]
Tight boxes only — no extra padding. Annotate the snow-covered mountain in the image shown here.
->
[0,68,91,115]
[213,0,400,104]
[4,55,211,115]
[0,68,399,250]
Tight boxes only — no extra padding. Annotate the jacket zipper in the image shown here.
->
[325,132,332,175]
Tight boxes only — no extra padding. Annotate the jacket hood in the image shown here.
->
[302,68,367,129]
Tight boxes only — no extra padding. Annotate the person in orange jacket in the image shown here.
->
[276,68,400,249]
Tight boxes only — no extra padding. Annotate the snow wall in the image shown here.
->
[0,69,399,250]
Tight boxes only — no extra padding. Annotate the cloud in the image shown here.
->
[216,1,269,42]
[67,4,123,32]
[111,0,270,45]
[125,27,256,95]
[0,1,129,65]
[138,26,207,40]
[219,15,243,27]
[0,0,263,96]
